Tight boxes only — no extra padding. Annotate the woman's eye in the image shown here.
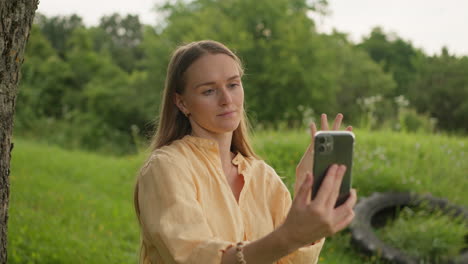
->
[202,89,214,95]
[229,83,239,89]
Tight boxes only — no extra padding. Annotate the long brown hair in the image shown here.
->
[134,40,258,263]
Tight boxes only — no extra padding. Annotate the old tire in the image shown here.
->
[349,192,468,264]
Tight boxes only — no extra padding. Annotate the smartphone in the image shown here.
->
[311,131,355,207]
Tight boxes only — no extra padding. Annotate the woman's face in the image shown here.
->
[175,53,244,136]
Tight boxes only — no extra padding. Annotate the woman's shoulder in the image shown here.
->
[140,139,191,174]
[153,140,187,159]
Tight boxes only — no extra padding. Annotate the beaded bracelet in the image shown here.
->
[235,242,247,264]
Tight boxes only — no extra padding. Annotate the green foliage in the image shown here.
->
[15,1,468,155]
[18,26,72,119]
[377,206,467,262]
[253,129,468,206]
[358,27,422,96]
[396,108,437,133]
[8,130,467,263]
[356,94,438,133]
[94,13,144,72]
[326,32,397,123]
[358,27,468,134]
[17,23,158,154]
[34,13,85,58]
[408,51,468,133]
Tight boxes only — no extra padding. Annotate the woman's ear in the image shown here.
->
[174,93,189,116]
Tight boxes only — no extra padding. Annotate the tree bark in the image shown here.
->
[0,0,39,262]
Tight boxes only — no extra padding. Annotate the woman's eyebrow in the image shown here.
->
[227,75,240,81]
[194,75,240,89]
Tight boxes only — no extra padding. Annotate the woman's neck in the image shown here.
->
[191,130,234,169]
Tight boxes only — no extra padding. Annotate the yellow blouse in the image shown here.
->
[137,135,324,264]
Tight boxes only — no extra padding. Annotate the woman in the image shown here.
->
[134,40,357,264]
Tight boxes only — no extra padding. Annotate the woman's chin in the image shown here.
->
[192,118,241,135]
[213,121,241,134]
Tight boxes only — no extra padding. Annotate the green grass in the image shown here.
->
[7,129,468,263]
[8,138,144,263]
[253,129,468,206]
[376,206,467,262]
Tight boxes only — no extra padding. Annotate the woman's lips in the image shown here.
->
[218,111,236,117]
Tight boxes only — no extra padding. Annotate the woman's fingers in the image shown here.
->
[304,122,317,155]
[342,188,357,209]
[301,172,313,205]
[334,189,357,226]
[289,171,357,242]
[311,164,347,208]
[333,210,355,233]
[310,122,317,139]
[321,113,350,131]
[332,113,343,130]
[326,165,346,208]
[295,172,313,206]
[313,164,338,204]
[320,114,329,130]
[295,123,317,195]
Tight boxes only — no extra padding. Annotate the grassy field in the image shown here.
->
[7,129,468,263]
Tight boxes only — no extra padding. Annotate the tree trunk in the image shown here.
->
[0,0,39,262]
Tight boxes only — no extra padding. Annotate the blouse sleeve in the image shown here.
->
[268,169,325,264]
[137,154,234,264]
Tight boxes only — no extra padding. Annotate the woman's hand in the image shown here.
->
[280,166,357,249]
[294,113,352,196]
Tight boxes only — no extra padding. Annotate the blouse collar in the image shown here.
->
[182,135,250,175]
[183,134,219,150]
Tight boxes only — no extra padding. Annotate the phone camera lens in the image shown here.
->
[318,145,326,153]
[318,137,326,144]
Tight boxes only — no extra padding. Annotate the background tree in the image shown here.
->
[34,13,84,59]
[325,31,397,122]
[94,13,144,72]
[408,48,468,132]
[17,25,71,121]
[358,27,468,132]
[358,27,423,97]
[0,0,39,262]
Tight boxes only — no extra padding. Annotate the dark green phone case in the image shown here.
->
[311,131,354,207]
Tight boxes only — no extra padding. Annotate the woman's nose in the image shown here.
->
[219,87,233,105]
